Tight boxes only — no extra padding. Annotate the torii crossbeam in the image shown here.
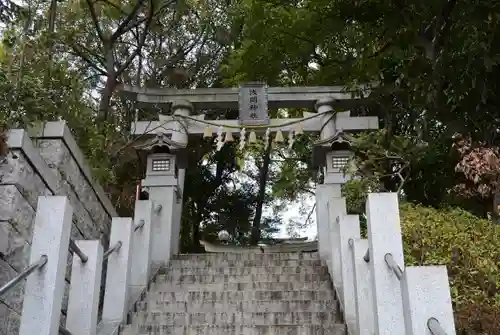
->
[119,84,372,110]
[120,83,378,137]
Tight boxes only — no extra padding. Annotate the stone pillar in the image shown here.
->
[315,185,332,261]
[314,98,349,289]
[338,214,361,333]
[327,196,346,298]
[142,153,178,265]
[171,100,191,145]
[401,266,456,335]
[171,168,185,255]
[129,200,154,298]
[316,97,337,142]
[19,196,73,335]
[169,100,191,256]
[366,193,405,335]
[66,240,103,335]
[350,238,375,335]
[102,217,134,325]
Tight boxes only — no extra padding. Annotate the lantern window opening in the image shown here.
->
[152,158,171,172]
[331,155,350,172]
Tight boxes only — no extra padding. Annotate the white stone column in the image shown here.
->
[338,214,361,333]
[351,238,375,335]
[19,196,73,335]
[315,185,331,260]
[327,196,346,300]
[171,100,191,145]
[129,200,154,298]
[401,266,456,335]
[66,240,103,335]
[102,217,134,324]
[316,97,336,141]
[366,193,405,335]
[148,185,176,264]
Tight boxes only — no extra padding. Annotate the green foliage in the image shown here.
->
[401,203,500,334]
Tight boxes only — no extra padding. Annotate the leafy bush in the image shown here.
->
[400,203,500,334]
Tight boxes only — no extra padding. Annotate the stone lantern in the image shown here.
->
[133,133,185,200]
[312,131,353,184]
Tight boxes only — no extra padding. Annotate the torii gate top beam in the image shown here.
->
[119,84,372,110]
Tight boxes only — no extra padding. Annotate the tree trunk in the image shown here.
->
[250,140,273,245]
[492,187,500,225]
[98,45,117,121]
[46,0,57,74]
[98,74,117,121]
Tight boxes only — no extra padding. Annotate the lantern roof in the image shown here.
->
[312,130,353,168]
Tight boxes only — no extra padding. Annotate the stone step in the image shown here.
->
[147,290,334,302]
[171,252,320,262]
[136,299,337,313]
[131,311,337,325]
[168,259,324,268]
[155,281,332,292]
[120,324,345,335]
[155,273,330,284]
[166,266,328,276]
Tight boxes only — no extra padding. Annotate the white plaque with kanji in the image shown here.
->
[238,82,269,126]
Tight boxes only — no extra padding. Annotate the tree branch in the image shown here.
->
[75,43,107,66]
[116,0,154,76]
[71,45,108,76]
[432,0,458,53]
[85,0,105,42]
[111,0,146,41]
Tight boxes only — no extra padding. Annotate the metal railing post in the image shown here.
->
[69,239,88,263]
[0,255,48,297]
[427,317,448,335]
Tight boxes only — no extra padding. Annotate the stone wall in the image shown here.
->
[0,122,117,335]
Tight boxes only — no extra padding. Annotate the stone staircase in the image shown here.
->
[120,252,346,335]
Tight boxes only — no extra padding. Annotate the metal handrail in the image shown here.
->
[103,241,122,260]
[59,325,73,335]
[363,248,370,262]
[69,239,88,263]
[428,317,447,335]
[384,253,403,280]
[154,204,163,214]
[134,219,145,232]
[0,255,48,296]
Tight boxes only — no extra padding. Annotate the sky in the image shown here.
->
[231,151,318,241]
[278,196,317,240]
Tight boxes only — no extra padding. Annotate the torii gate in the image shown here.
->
[119,83,379,263]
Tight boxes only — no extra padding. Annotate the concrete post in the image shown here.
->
[148,186,176,264]
[328,197,346,300]
[315,185,331,260]
[129,200,154,298]
[19,196,73,335]
[351,238,375,335]
[401,266,456,335]
[66,240,103,335]
[366,193,405,335]
[338,214,361,333]
[102,217,134,324]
